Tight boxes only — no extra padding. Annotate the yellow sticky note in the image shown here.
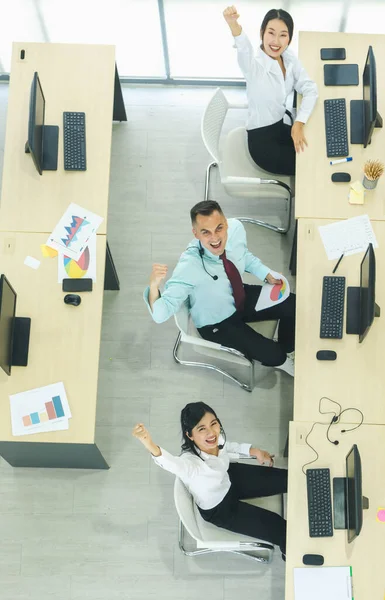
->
[351,180,364,194]
[40,244,58,258]
[348,188,364,205]
[376,507,385,522]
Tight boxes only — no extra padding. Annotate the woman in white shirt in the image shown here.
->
[132,401,288,558]
[223,5,318,176]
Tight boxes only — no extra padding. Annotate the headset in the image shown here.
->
[301,397,364,474]
[187,242,218,280]
[320,397,364,446]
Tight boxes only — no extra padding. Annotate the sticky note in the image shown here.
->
[348,189,364,205]
[40,244,58,258]
[376,507,385,522]
[24,256,41,269]
[351,180,365,194]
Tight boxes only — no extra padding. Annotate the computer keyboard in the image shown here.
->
[320,276,346,339]
[306,468,333,537]
[63,112,86,171]
[324,98,349,157]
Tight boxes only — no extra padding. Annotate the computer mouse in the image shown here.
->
[64,293,81,306]
[302,554,324,566]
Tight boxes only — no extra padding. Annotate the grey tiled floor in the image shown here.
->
[0,82,294,599]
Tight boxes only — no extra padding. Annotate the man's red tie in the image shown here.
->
[220,250,245,312]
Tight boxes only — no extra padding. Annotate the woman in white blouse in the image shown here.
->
[132,401,288,558]
[223,5,318,176]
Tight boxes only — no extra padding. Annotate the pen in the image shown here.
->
[330,157,353,165]
[332,253,344,273]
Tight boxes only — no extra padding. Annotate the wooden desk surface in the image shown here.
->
[294,219,385,425]
[0,42,115,234]
[0,232,106,444]
[285,421,385,600]
[296,31,385,220]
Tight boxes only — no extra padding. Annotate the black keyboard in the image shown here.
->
[306,468,333,537]
[320,276,346,339]
[63,112,86,171]
[324,99,349,157]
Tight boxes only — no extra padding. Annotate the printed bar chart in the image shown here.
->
[10,381,71,437]
[22,395,65,427]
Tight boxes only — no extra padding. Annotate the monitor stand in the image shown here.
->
[25,125,59,171]
[333,477,370,529]
[11,317,31,367]
[346,286,381,334]
[350,100,383,144]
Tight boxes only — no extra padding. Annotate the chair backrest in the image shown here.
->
[201,88,229,163]
[174,299,190,335]
[174,477,202,541]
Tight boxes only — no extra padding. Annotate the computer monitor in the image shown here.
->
[0,274,17,376]
[359,243,380,343]
[333,444,369,542]
[350,45,382,146]
[26,72,45,175]
[25,72,59,173]
[363,46,380,148]
[346,445,364,543]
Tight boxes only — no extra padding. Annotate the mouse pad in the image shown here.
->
[324,64,359,86]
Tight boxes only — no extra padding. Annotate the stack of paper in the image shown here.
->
[10,382,72,436]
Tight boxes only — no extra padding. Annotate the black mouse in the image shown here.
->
[64,293,81,306]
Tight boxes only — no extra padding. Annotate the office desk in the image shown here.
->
[285,421,385,600]
[294,218,385,425]
[296,31,385,220]
[0,42,115,234]
[0,231,109,468]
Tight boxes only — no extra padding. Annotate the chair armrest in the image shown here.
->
[222,176,292,195]
[219,345,247,358]
[222,175,261,185]
[227,102,248,110]
[180,333,223,349]
[180,332,247,359]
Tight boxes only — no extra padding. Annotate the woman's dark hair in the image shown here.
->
[260,8,294,43]
[180,401,225,459]
[190,200,224,225]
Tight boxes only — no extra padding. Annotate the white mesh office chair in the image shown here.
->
[173,300,277,392]
[174,473,284,564]
[201,88,294,234]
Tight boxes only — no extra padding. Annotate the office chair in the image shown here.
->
[174,468,285,564]
[173,300,277,392]
[201,88,294,234]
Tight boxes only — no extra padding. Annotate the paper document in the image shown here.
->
[255,270,290,312]
[10,382,72,437]
[319,214,378,260]
[294,566,353,600]
[24,256,41,269]
[58,231,97,283]
[46,203,103,260]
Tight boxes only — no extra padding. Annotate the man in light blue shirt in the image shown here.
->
[144,201,295,376]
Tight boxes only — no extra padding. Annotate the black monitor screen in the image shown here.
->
[363,46,377,148]
[346,444,363,543]
[27,72,45,175]
[359,243,375,343]
[0,275,17,376]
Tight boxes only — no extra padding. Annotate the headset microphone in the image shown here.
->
[198,244,218,280]
[218,444,224,449]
